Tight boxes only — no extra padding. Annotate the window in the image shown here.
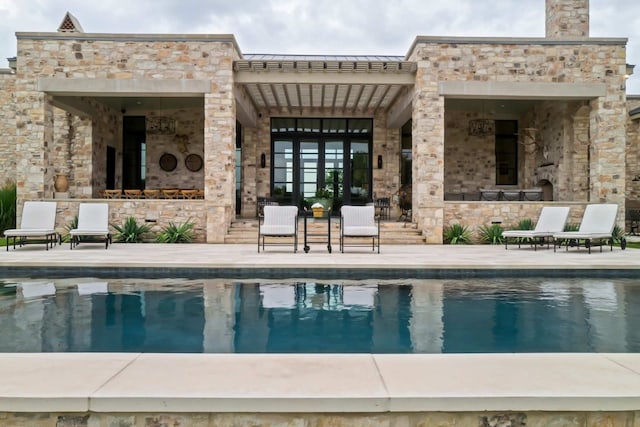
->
[495,120,518,185]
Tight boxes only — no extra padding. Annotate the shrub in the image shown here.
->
[478,224,504,245]
[443,223,471,244]
[112,217,151,243]
[515,218,534,230]
[0,182,16,236]
[156,220,195,243]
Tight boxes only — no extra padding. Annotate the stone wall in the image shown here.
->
[53,199,208,243]
[0,410,637,427]
[626,98,640,205]
[0,71,17,185]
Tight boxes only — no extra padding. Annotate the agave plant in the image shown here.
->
[477,223,504,245]
[112,216,151,243]
[156,220,195,243]
[62,215,79,243]
[443,223,471,244]
[515,218,534,230]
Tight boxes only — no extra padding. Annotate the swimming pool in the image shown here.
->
[0,277,638,353]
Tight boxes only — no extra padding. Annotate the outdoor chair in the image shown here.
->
[69,203,112,249]
[502,206,570,250]
[124,189,142,199]
[3,201,59,251]
[258,205,298,253]
[340,205,380,253]
[143,189,160,199]
[374,197,390,220]
[103,189,122,199]
[522,188,543,201]
[552,204,622,253]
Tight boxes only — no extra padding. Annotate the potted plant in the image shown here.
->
[311,187,333,217]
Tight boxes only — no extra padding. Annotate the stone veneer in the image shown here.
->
[0,410,637,427]
[0,70,16,184]
[626,97,640,206]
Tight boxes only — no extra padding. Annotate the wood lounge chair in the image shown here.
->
[3,201,59,251]
[69,203,112,249]
[340,205,380,253]
[552,204,622,253]
[258,205,298,252]
[502,206,570,250]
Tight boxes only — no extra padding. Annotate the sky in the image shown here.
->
[1,0,639,93]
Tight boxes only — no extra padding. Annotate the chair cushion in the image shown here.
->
[343,226,378,236]
[260,225,296,236]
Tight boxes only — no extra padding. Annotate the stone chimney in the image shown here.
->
[545,0,589,38]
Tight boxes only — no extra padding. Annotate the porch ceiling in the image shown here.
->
[233,55,417,112]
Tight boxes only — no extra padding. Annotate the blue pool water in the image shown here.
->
[0,277,639,353]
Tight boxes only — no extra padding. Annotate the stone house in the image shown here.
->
[0,0,638,244]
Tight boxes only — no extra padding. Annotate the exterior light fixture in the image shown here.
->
[468,101,495,137]
[260,153,266,168]
[377,155,383,169]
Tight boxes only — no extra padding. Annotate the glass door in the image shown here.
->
[324,140,344,211]
[348,140,370,205]
[299,140,319,201]
[273,139,294,205]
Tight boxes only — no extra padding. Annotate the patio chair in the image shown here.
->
[502,206,570,250]
[3,201,59,251]
[552,204,621,254]
[69,203,112,249]
[340,205,380,253]
[258,205,298,253]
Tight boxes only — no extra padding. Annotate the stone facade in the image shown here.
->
[0,0,636,243]
[0,410,637,427]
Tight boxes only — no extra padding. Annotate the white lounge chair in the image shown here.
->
[552,204,621,253]
[69,203,112,249]
[258,205,298,252]
[502,206,570,250]
[340,205,380,253]
[3,201,59,251]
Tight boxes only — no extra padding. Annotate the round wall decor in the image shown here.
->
[159,153,178,171]
[185,153,203,172]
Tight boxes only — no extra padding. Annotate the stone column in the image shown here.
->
[589,95,627,216]
[16,91,55,200]
[204,80,236,242]
[411,74,445,244]
[241,125,258,218]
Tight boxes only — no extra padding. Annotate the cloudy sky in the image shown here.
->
[1,0,639,93]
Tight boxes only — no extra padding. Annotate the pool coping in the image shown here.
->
[1,353,639,413]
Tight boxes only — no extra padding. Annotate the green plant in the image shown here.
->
[112,216,151,243]
[612,224,625,243]
[315,187,333,198]
[0,182,16,236]
[515,218,534,230]
[156,220,195,243]
[443,223,471,244]
[62,215,79,243]
[478,224,504,245]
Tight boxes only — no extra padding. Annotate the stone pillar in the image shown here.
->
[411,75,445,244]
[204,80,236,242]
[589,96,627,214]
[241,125,259,218]
[16,92,55,200]
[545,0,589,38]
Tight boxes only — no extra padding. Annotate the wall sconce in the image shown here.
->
[260,153,266,168]
[377,155,383,169]
[632,175,640,182]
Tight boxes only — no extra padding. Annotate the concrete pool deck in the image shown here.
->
[1,243,639,416]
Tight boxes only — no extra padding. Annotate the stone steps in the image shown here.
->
[225,218,425,244]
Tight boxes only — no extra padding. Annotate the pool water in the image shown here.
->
[0,278,639,353]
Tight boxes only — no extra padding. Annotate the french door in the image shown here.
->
[271,138,371,208]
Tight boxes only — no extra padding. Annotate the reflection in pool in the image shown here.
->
[0,278,639,353]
